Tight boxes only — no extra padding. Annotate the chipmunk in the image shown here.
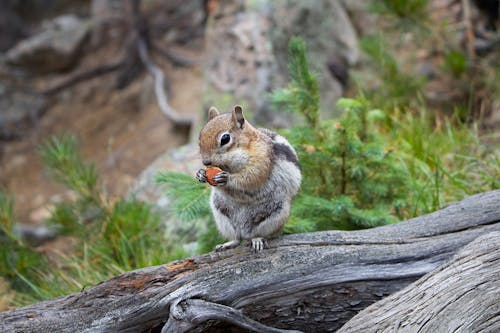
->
[196,105,301,252]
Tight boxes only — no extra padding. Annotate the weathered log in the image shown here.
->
[0,190,499,333]
[338,231,500,333]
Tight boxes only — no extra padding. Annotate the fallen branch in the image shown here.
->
[0,190,499,332]
[338,231,500,332]
[163,298,303,333]
[137,38,193,128]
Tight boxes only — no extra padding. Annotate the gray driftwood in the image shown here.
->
[338,231,500,333]
[0,190,499,333]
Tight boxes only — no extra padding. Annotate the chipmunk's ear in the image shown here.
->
[232,105,245,129]
[207,106,220,122]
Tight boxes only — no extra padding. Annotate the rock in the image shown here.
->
[0,1,26,52]
[13,223,57,246]
[5,14,91,75]
[203,0,360,127]
[203,1,278,125]
[341,0,378,36]
[270,0,359,119]
[130,143,200,211]
[89,0,128,48]
[0,82,46,140]
[12,0,90,22]
[483,100,500,130]
[90,0,126,22]
[29,205,53,225]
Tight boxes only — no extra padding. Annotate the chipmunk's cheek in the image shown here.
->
[226,149,249,172]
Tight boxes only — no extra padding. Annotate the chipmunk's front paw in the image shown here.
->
[196,169,207,183]
[251,238,266,252]
[212,171,229,187]
[215,240,240,252]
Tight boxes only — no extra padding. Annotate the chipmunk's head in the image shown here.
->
[199,105,257,172]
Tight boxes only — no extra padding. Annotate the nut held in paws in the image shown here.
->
[206,166,223,186]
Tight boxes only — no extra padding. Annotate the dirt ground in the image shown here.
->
[0,42,204,225]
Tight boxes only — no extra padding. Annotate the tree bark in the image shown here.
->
[1,190,499,333]
[338,231,500,333]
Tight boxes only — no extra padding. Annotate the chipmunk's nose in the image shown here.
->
[202,158,212,166]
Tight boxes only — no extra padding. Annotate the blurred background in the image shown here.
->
[0,0,498,310]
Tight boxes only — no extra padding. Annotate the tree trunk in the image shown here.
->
[1,190,499,333]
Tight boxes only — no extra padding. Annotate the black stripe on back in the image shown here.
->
[273,142,300,168]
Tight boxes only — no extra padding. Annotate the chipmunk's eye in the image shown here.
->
[220,133,231,146]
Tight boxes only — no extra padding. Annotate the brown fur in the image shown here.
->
[199,108,272,190]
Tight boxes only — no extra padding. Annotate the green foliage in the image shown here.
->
[0,191,46,291]
[1,135,180,306]
[156,171,211,222]
[155,171,222,252]
[275,38,409,230]
[365,0,499,125]
[284,102,408,229]
[41,134,104,236]
[359,34,425,109]
[197,224,225,254]
[371,0,429,25]
[385,110,500,216]
[291,195,393,231]
[47,201,85,235]
[272,37,320,129]
[0,190,15,240]
[275,36,498,229]
[40,134,99,202]
[442,50,467,78]
[95,197,167,270]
